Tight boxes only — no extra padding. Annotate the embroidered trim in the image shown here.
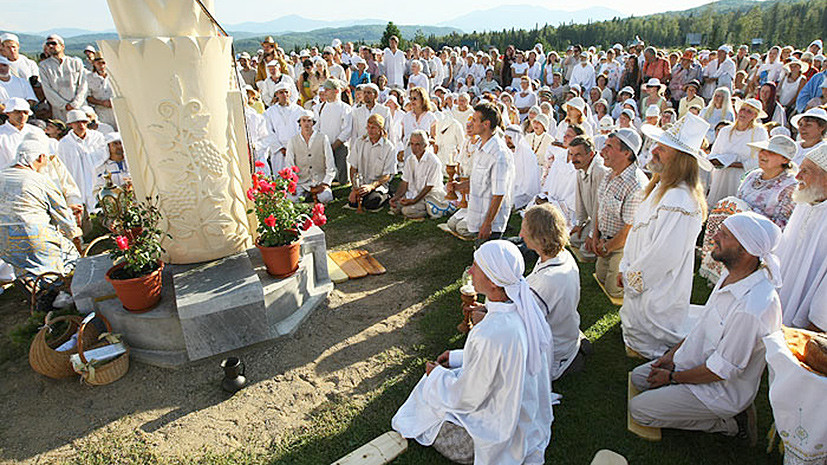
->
[626,270,644,294]
[630,205,701,232]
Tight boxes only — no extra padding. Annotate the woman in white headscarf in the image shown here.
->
[504,125,541,210]
[392,240,553,465]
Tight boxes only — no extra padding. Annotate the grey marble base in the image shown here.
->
[71,227,333,367]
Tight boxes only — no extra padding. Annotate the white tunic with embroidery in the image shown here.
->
[619,182,704,359]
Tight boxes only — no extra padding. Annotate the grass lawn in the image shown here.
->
[0,184,786,464]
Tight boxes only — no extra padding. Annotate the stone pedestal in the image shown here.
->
[71,227,332,368]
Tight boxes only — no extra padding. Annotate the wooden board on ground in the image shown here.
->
[627,373,662,441]
[351,250,386,275]
[570,246,595,263]
[625,345,646,360]
[592,273,624,306]
[331,431,408,465]
[590,449,628,465]
[437,223,474,242]
[327,256,349,283]
[329,251,368,279]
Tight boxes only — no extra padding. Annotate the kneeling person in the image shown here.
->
[389,130,451,219]
[348,114,396,211]
[629,212,783,444]
[285,111,335,203]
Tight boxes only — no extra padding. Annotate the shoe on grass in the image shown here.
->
[734,403,757,446]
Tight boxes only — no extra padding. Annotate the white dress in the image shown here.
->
[392,301,553,465]
[619,183,705,359]
[707,124,768,208]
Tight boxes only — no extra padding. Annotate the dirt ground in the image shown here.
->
[0,237,441,464]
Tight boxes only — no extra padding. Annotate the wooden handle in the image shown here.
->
[30,272,64,316]
[77,312,114,365]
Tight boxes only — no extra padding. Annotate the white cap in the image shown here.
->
[45,34,64,45]
[105,132,122,144]
[791,107,827,129]
[3,97,32,114]
[718,44,732,53]
[599,115,615,131]
[736,98,768,119]
[323,46,335,55]
[331,38,342,48]
[266,60,278,67]
[16,133,49,166]
[297,109,315,122]
[746,134,797,160]
[66,109,90,124]
[0,33,19,44]
[610,127,642,155]
[641,113,712,171]
[84,45,96,53]
[805,143,827,172]
[645,105,661,118]
[564,96,587,114]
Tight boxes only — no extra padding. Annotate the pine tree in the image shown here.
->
[381,22,403,49]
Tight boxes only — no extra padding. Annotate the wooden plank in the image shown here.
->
[627,373,662,441]
[625,345,646,360]
[592,273,624,306]
[327,256,349,283]
[437,223,475,241]
[329,251,368,279]
[331,431,408,465]
[569,246,596,263]
[352,250,386,275]
[590,449,628,465]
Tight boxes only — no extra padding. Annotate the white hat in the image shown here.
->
[323,46,335,55]
[0,33,19,44]
[84,45,96,53]
[567,84,581,96]
[272,81,291,93]
[565,96,587,114]
[16,133,49,166]
[266,60,278,67]
[385,95,399,107]
[746,134,797,160]
[809,39,823,50]
[769,126,791,138]
[735,98,768,119]
[791,107,827,129]
[297,109,315,122]
[717,44,732,53]
[805,143,827,172]
[610,127,642,155]
[45,34,64,45]
[620,108,636,121]
[3,97,32,114]
[66,109,90,124]
[331,38,342,48]
[362,83,379,93]
[643,78,665,92]
[350,56,365,66]
[105,132,122,145]
[239,52,251,60]
[784,58,809,74]
[641,113,712,171]
[81,105,96,117]
[645,105,661,118]
[533,113,550,130]
[598,115,615,131]
[618,86,635,97]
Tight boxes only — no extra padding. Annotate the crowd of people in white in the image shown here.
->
[0,29,826,464]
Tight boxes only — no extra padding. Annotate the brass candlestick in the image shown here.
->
[445,163,458,201]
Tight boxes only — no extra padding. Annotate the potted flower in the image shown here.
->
[247,162,326,278]
[105,194,168,313]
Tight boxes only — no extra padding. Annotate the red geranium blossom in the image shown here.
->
[254,160,266,168]
[264,215,277,227]
[115,235,130,251]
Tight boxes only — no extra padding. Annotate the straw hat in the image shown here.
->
[735,98,768,120]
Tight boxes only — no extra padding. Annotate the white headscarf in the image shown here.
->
[15,133,49,167]
[473,240,552,375]
[722,211,783,286]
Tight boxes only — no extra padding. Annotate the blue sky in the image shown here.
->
[1,0,735,33]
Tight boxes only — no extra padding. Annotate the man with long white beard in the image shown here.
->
[775,144,827,331]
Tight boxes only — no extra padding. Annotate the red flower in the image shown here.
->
[115,235,130,251]
[291,166,300,173]
[254,160,266,168]
[251,173,259,184]
[246,187,256,201]
[278,168,292,180]
[301,218,313,230]
[264,215,277,227]
[312,214,327,226]
[259,180,273,194]
[311,203,325,216]
[287,181,297,194]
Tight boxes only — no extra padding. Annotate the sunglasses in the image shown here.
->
[45,41,59,46]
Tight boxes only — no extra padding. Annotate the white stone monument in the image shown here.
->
[100,0,253,264]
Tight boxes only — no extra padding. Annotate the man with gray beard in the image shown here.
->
[775,144,827,332]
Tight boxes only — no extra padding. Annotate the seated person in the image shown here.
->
[0,134,82,281]
[389,130,452,219]
[285,110,335,203]
[520,203,585,380]
[629,212,783,445]
[392,240,553,465]
[347,114,396,211]
[94,132,131,194]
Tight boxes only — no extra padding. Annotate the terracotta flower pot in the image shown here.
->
[106,261,164,313]
[256,240,301,278]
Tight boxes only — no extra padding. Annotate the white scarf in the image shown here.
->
[723,211,783,286]
[474,240,552,375]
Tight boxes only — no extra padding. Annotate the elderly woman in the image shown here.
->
[790,107,827,166]
[699,134,798,284]
[0,134,82,283]
[707,98,770,207]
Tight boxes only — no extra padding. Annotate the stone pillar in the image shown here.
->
[100,0,253,264]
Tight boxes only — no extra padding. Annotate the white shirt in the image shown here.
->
[348,136,397,193]
[262,102,303,153]
[7,55,39,80]
[401,111,437,151]
[350,103,391,145]
[527,250,582,380]
[570,62,597,93]
[392,301,553,465]
[0,122,46,168]
[314,99,353,146]
[619,183,705,359]
[383,48,406,88]
[407,72,429,91]
[56,129,108,211]
[0,75,35,102]
[244,106,270,173]
[401,150,446,201]
[465,134,515,234]
[257,74,298,107]
[775,200,827,330]
[707,124,768,207]
[451,106,474,126]
[675,269,781,417]
[38,55,88,111]
[432,113,464,168]
[792,141,824,167]
[285,131,336,188]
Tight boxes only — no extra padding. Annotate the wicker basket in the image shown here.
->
[29,312,99,379]
[74,312,130,386]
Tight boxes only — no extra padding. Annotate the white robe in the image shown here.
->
[538,146,577,227]
[511,138,541,210]
[433,113,465,169]
[262,103,303,174]
[775,200,827,330]
[38,56,88,121]
[619,183,705,359]
[392,302,553,465]
[707,125,768,207]
[56,130,108,212]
